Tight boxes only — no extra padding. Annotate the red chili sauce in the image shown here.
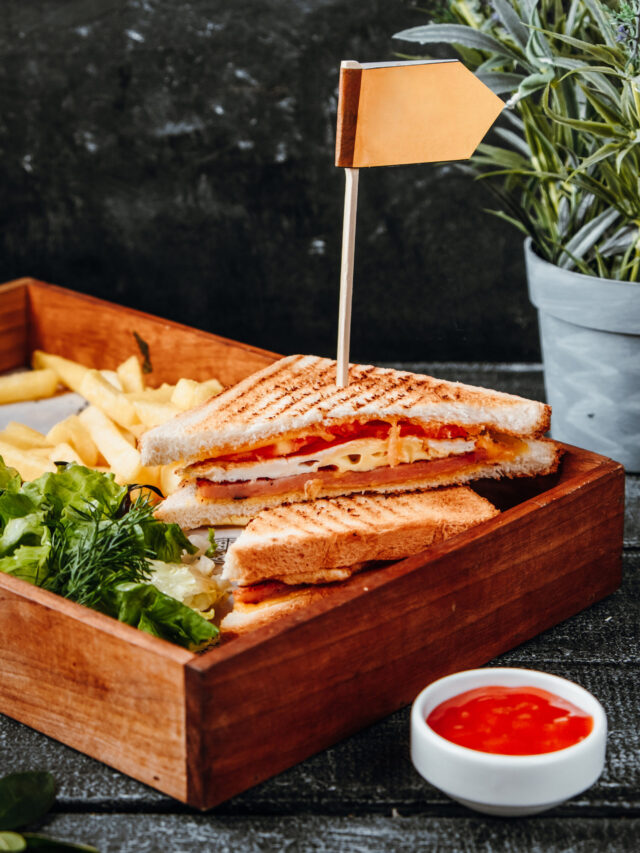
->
[426,686,593,755]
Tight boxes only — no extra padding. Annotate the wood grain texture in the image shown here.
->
[185,447,623,809]
[11,278,279,386]
[335,65,362,168]
[0,572,191,800]
[0,279,28,373]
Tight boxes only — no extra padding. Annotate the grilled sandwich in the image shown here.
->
[139,354,560,527]
[220,487,499,634]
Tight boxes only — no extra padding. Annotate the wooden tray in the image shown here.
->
[0,278,624,809]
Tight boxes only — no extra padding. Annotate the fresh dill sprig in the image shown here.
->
[45,498,154,610]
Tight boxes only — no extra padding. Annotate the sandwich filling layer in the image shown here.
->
[196,452,483,500]
[192,428,529,502]
[184,420,526,485]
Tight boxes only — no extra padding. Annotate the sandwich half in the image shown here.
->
[220,487,499,634]
[139,354,560,527]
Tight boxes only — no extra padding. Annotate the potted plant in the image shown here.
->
[394,0,640,470]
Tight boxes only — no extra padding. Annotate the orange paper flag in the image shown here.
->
[335,60,504,168]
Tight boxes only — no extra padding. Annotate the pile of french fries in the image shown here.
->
[0,351,223,491]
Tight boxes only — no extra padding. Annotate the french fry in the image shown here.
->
[132,400,180,428]
[171,378,199,410]
[160,462,182,497]
[127,423,148,440]
[29,447,56,458]
[79,370,139,429]
[116,355,145,393]
[0,369,58,404]
[124,383,175,403]
[0,440,56,481]
[117,425,137,447]
[31,351,89,394]
[100,369,123,391]
[1,422,50,449]
[191,378,224,407]
[79,406,142,483]
[46,415,100,467]
[171,377,223,410]
[49,442,83,465]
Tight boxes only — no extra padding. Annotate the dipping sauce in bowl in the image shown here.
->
[426,685,594,755]
[411,668,607,816]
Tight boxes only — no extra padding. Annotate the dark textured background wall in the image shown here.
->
[0,0,539,363]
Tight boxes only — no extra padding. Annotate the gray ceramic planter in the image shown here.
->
[525,238,640,472]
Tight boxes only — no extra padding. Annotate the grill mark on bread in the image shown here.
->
[221,487,501,590]
[140,354,552,465]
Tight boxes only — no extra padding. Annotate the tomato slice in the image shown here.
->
[210,420,469,465]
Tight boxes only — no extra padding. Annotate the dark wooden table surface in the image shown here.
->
[1,365,638,853]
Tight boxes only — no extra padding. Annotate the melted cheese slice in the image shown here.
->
[192,436,476,483]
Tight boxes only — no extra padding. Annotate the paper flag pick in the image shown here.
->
[335,59,504,168]
[333,59,503,386]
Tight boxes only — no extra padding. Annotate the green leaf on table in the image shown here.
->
[0,772,55,831]
[0,832,27,851]
[22,834,99,852]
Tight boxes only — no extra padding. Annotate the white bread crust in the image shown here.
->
[140,355,551,465]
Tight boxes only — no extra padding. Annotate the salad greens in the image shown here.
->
[0,458,219,650]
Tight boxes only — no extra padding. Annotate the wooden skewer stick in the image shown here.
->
[336,166,359,387]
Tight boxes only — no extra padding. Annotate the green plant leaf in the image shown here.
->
[22,834,99,851]
[571,140,625,173]
[581,0,617,48]
[484,208,533,236]
[509,67,556,105]
[493,126,530,155]
[475,143,530,169]
[476,71,523,94]
[0,773,55,831]
[0,833,26,852]
[492,0,529,46]
[558,206,620,268]
[393,24,526,65]
[539,30,623,66]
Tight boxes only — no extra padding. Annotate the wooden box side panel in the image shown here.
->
[0,575,191,801]
[187,458,623,809]
[0,280,29,373]
[11,279,279,386]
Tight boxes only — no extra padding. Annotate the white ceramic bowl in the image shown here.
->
[411,667,607,816]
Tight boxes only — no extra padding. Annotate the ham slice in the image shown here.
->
[196,450,485,501]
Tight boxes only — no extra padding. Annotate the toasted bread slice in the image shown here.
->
[220,585,339,635]
[140,355,551,466]
[154,438,560,528]
[222,487,499,587]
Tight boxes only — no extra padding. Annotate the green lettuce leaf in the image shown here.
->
[22,464,126,520]
[0,459,21,494]
[105,582,219,649]
[0,513,50,556]
[0,492,38,526]
[0,544,51,584]
[0,460,218,648]
[140,518,197,562]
